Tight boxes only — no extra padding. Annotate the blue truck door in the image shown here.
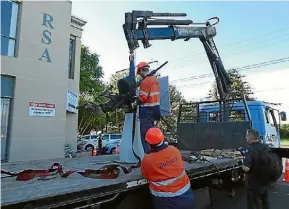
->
[247,105,265,142]
[263,107,280,148]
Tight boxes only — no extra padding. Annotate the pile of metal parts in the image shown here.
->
[182,153,208,164]
[182,149,244,163]
[200,149,244,160]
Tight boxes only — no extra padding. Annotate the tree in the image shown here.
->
[79,45,105,100]
[280,124,289,138]
[78,45,106,135]
[207,68,255,101]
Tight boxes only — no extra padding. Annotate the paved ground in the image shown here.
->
[207,176,289,209]
[208,149,289,209]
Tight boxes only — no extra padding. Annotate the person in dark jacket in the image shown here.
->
[242,129,270,209]
[98,135,103,155]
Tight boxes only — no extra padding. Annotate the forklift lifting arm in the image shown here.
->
[123,10,232,101]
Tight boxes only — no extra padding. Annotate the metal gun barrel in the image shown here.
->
[148,60,158,65]
[146,19,193,25]
[152,13,187,17]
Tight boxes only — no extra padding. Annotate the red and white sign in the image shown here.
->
[28,102,56,117]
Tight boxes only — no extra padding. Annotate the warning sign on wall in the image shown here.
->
[28,102,56,117]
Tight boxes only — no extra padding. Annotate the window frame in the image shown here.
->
[198,111,207,122]
[102,135,109,140]
[110,134,122,140]
[229,109,246,122]
[265,107,276,127]
[91,135,98,139]
[1,0,20,57]
[209,112,220,122]
[68,35,76,79]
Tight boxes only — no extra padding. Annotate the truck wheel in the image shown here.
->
[116,193,153,209]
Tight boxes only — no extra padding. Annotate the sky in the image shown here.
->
[71,1,289,122]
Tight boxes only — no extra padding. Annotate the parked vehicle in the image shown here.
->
[78,133,122,151]
[77,134,99,151]
[102,133,122,142]
[104,140,120,154]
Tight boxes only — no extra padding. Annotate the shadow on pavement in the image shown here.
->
[207,177,289,209]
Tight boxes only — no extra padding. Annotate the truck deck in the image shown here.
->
[1,152,241,208]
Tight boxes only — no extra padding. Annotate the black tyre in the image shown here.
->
[85,144,94,151]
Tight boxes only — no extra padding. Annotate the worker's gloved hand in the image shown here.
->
[129,53,134,61]
[131,101,138,109]
[236,147,245,156]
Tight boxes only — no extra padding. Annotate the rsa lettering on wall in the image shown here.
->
[39,13,54,63]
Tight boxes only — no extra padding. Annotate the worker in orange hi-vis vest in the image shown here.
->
[141,128,195,209]
[132,60,161,154]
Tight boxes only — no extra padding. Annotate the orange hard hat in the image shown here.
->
[136,62,149,74]
[145,127,165,145]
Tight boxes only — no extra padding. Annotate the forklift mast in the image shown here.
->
[123,10,233,105]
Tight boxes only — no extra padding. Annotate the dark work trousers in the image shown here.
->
[98,145,102,155]
[246,188,270,209]
[152,188,195,209]
[139,116,154,154]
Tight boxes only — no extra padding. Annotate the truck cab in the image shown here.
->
[197,100,287,148]
[177,99,287,151]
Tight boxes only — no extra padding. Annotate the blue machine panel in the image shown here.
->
[135,28,175,40]
[159,76,171,117]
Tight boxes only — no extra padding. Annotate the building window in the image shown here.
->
[68,37,76,79]
[1,0,19,57]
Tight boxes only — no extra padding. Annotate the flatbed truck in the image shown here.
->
[3,97,288,209]
[2,10,289,209]
[1,150,244,209]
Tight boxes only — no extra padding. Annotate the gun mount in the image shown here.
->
[78,76,137,113]
[78,61,168,114]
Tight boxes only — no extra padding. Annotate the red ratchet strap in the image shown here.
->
[1,162,138,181]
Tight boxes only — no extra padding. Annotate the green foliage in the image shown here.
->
[104,71,129,133]
[79,45,105,100]
[280,124,289,138]
[207,68,255,101]
[78,45,106,135]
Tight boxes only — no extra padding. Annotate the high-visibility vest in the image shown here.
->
[138,76,160,107]
[141,145,191,197]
